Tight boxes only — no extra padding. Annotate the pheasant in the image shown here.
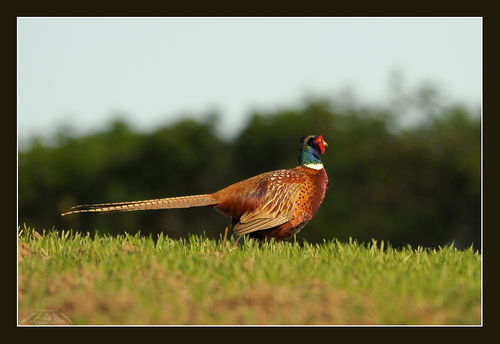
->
[62,135,329,241]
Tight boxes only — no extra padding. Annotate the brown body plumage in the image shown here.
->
[62,135,330,241]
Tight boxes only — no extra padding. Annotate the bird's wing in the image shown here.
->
[233,181,302,236]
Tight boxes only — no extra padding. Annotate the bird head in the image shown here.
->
[298,135,328,165]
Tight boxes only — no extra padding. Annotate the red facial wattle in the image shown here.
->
[314,135,328,154]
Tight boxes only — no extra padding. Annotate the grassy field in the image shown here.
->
[18,227,481,325]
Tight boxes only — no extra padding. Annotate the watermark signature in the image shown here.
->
[20,309,72,325]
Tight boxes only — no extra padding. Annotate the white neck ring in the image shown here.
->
[303,163,324,170]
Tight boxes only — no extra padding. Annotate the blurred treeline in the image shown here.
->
[19,94,481,249]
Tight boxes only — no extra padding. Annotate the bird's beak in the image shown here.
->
[323,139,328,148]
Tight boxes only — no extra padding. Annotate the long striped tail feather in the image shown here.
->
[61,194,218,216]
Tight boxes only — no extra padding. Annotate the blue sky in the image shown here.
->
[18,17,482,143]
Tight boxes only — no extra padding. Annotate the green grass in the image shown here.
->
[18,226,481,325]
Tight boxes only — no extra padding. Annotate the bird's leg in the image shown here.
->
[223,217,242,250]
[231,234,243,250]
[223,225,229,243]
[222,217,236,249]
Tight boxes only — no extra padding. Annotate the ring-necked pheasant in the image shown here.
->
[62,135,329,241]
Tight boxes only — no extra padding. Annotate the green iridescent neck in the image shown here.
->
[298,147,322,165]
